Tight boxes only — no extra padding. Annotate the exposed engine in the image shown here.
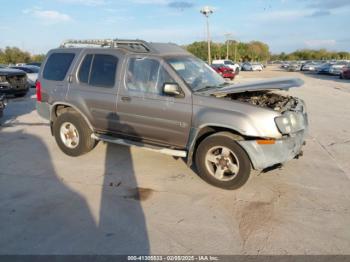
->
[228,91,299,112]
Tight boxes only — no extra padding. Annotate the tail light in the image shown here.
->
[36,80,42,102]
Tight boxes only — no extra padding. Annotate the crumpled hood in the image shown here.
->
[0,68,26,76]
[198,77,304,96]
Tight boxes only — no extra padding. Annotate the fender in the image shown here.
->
[50,101,94,131]
[186,124,245,166]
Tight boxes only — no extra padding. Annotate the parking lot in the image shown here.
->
[0,66,350,255]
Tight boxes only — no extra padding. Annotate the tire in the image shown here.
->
[53,111,97,157]
[195,132,251,190]
[340,74,343,79]
[235,68,240,75]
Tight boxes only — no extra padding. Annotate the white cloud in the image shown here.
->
[256,10,308,21]
[131,0,168,4]
[23,8,72,24]
[305,39,336,48]
[57,0,107,6]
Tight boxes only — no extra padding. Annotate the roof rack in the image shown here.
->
[60,39,151,53]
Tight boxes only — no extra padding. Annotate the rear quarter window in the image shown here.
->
[89,54,118,87]
[43,53,75,81]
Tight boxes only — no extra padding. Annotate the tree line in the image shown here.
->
[185,41,270,63]
[271,49,350,61]
[0,47,45,65]
[185,41,350,62]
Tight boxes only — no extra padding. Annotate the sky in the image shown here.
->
[0,0,349,54]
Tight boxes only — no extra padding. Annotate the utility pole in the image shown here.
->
[200,6,214,64]
[224,33,232,60]
[234,40,240,62]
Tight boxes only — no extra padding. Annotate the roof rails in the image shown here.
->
[60,39,152,53]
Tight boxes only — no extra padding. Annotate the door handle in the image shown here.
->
[121,96,131,102]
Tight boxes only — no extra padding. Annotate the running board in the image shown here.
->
[91,134,187,158]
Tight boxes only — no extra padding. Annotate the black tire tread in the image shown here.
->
[195,131,251,190]
[53,111,96,157]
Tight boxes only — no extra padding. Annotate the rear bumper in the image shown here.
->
[222,72,235,79]
[238,130,306,170]
[36,101,50,120]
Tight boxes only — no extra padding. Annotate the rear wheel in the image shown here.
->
[53,111,97,156]
[195,132,251,190]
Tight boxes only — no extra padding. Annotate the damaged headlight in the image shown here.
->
[275,112,305,135]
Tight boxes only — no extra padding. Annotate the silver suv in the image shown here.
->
[36,39,308,189]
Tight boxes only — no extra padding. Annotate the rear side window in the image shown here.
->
[78,54,118,87]
[78,54,93,84]
[43,53,75,81]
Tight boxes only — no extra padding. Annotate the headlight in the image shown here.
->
[0,76,7,82]
[275,112,305,135]
[275,115,292,134]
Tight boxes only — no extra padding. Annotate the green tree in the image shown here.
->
[0,46,46,64]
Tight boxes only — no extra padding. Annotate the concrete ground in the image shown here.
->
[0,67,350,255]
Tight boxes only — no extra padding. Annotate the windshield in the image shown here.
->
[224,60,234,65]
[166,56,226,91]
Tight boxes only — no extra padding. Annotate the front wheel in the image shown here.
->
[195,132,251,190]
[53,111,97,156]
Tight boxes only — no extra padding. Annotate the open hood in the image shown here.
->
[199,77,304,96]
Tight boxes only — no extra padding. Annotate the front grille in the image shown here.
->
[6,75,27,86]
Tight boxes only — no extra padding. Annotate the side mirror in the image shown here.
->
[163,83,183,97]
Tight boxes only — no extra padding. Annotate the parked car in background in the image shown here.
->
[0,94,6,117]
[340,65,350,79]
[210,64,235,80]
[301,62,319,72]
[10,65,39,87]
[0,68,29,97]
[212,59,240,74]
[317,63,333,74]
[26,62,42,67]
[241,62,263,71]
[280,62,289,69]
[329,62,348,76]
[287,63,301,72]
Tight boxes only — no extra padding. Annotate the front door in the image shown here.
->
[116,56,192,148]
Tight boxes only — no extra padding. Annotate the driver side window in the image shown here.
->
[125,57,175,95]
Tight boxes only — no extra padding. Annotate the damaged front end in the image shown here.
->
[205,77,308,170]
[229,91,308,136]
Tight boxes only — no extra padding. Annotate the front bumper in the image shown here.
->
[0,82,29,95]
[238,130,306,170]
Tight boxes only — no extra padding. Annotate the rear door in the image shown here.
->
[66,50,122,132]
[41,50,78,103]
[116,55,192,148]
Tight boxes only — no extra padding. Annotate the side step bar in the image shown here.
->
[91,133,187,158]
